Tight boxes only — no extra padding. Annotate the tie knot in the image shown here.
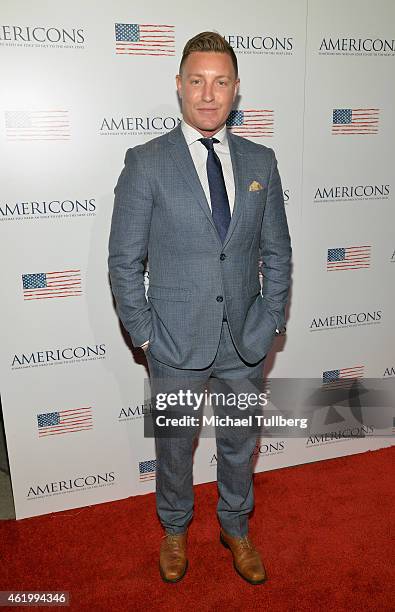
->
[198,137,219,151]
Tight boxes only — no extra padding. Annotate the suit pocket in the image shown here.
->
[247,187,266,200]
[147,285,191,302]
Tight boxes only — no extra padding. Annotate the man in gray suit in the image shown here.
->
[108,32,291,585]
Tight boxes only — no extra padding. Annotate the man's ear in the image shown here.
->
[233,78,240,101]
[176,74,182,98]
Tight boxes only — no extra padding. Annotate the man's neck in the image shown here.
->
[182,119,226,139]
[181,120,228,144]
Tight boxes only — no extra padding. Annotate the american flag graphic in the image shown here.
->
[139,459,156,481]
[322,366,364,390]
[22,270,82,300]
[327,246,371,271]
[115,23,175,55]
[226,109,274,137]
[5,110,71,141]
[37,407,93,437]
[332,108,379,135]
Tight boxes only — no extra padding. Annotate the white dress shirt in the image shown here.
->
[181,120,235,214]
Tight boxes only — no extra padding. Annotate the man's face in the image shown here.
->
[176,51,240,137]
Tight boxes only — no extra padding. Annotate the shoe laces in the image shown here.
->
[239,536,253,550]
[163,533,184,548]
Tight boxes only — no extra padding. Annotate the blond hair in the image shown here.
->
[179,31,238,77]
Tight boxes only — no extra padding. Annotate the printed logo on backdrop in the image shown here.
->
[226,110,274,138]
[306,425,374,447]
[139,459,156,481]
[118,403,153,421]
[252,441,286,457]
[27,472,115,500]
[5,110,71,141]
[11,343,106,370]
[37,407,93,437]
[224,33,293,55]
[322,366,364,390]
[332,109,379,135]
[314,184,390,204]
[383,366,395,377]
[209,454,217,466]
[0,197,96,222]
[309,309,382,332]
[390,250,395,263]
[210,442,285,467]
[100,115,180,137]
[326,246,371,271]
[0,25,85,49]
[115,23,175,56]
[22,269,82,300]
[318,37,395,57]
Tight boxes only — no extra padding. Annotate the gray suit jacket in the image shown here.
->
[108,123,291,368]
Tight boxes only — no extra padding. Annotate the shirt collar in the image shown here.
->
[181,120,228,147]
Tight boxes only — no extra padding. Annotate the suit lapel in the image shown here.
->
[168,125,220,240]
[223,130,245,248]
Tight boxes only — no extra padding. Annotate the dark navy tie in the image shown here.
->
[199,137,231,243]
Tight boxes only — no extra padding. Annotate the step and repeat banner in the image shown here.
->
[0,0,393,519]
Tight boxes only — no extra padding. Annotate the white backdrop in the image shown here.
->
[0,0,393,519]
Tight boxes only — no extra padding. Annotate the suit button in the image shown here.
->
[220,253,226,261]
[216,296,223,302]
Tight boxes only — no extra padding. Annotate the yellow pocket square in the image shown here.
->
[249,180,263,192]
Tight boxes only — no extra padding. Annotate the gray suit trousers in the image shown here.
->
[146,320,264,537]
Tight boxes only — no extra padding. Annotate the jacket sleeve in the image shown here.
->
[259,148,292,331]
[108,147,153,347]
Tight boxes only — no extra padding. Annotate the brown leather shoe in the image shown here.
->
[220,529,267,585]
[159,532,188,583]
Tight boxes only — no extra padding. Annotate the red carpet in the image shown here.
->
[1,447,394,611]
